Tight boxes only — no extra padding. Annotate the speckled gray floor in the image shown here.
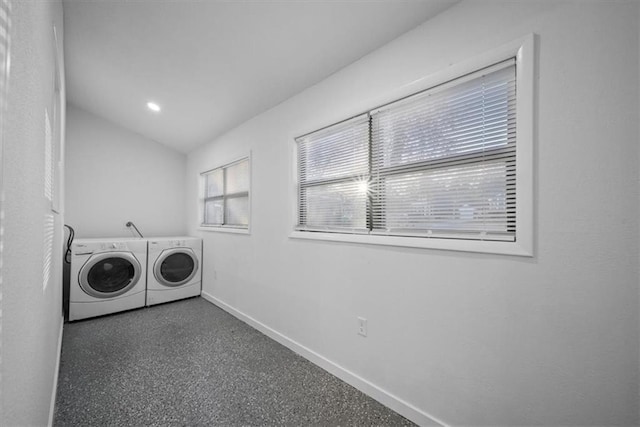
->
[54,297,414,426]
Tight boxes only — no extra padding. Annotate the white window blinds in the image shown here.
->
[296,59,517,242]
[297,114,370,232]
[371,60,516,241]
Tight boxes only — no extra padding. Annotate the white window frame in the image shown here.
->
[290,35,534,256]
[198,154,251,234]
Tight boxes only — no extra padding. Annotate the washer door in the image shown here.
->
[79,252,142,298]
[154,248,198,287]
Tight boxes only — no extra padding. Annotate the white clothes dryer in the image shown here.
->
[146,236,202,306]
[69,238,147,321]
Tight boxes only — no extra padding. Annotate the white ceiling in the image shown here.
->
[63,0,458,153]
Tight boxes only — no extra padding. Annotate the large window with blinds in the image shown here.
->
[294,37,533,255]
[200,156,250,231]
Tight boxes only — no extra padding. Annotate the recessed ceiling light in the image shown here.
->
[147,101,161,112]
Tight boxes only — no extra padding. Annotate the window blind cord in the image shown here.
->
[63,224,74,264]
[126,221,144,238]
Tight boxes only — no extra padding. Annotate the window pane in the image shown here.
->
[202,157,251,229]
[204,199,224,225]
[205,169,224,197]
[225,196,249,226]
[372,161,515,236]
[372,65,515,169]
[370,61,516,240]
[226,159,249,194]
[297,115,369,183]
[300,180,368,230]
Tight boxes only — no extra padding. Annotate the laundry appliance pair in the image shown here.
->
[69,236,202,321]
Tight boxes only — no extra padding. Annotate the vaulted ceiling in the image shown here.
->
[63,0,459,153]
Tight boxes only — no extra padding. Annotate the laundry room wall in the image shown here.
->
[1,0,65,425]
[65,105,187,238]
[186,1,640,426]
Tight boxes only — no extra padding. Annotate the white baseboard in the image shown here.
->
[48,315,64,427]
[200,291,446,427]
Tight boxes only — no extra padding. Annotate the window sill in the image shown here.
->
[198,226,250,235]
[289,230,532,257]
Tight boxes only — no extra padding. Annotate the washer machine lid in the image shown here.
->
[154,248,199,287]
[79,252,142,298]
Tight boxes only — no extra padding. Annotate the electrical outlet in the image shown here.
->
[357,317,367,337]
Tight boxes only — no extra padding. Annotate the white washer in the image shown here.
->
[146,236,202,306]
[69,238,147,321]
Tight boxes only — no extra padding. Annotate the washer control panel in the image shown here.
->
[101,242,127,250]
[73,241,128,255]
[149,240,186,247]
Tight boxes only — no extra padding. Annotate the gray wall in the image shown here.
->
[1,0,65,425]
[65,105,187,238]
[187,1,640,425]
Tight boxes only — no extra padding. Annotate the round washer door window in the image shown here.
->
[154,249,198,287]
[79,252,142,298]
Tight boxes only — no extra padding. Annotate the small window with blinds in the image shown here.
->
[295,56,528,251]
[297,114,370,233]
[200,156,250,231]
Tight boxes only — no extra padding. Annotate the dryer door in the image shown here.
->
[154,248,198,287]
[79,252,142,298]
